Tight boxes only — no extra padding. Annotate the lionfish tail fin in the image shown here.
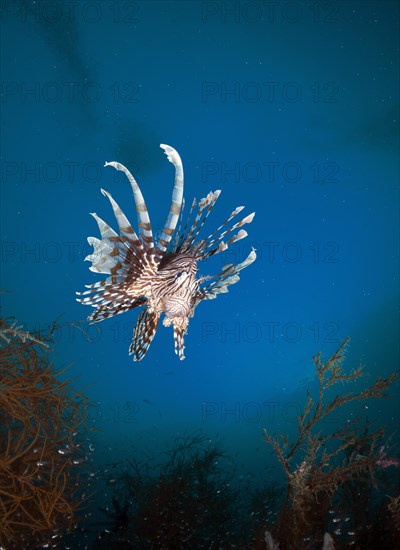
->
[155,144,184,261]
[130,308,160,361]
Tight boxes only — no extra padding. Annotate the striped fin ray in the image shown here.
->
[168,197,187,252]
[78,240,144,303]
[84,199,147,274]
[85,236,143,279]
[199,210,256,260]
[77,255,147,319]
[100,189,147,254]
[154,144,184,261]
[91,212,118,241]
[84,212,119,275]
[85,236,116,275]
[172,191,221,254]
[77,265,147,326]
[77,218,149,320]
[79,284,146,322]
[130,308,160,361]
[86,189,149,276]
[104,161,155,255]
[168,197,196,253]
[173,326,186,360]
[197,248,257,301]
[77,249,144,298]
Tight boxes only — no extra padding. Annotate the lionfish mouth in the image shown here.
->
[77,144,256,361]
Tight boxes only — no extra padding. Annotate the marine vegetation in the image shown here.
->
[260,338,400,549]
[95,339,399,550]
[94,432,240,549]
[77,144,256,360]
[0,316,91,549]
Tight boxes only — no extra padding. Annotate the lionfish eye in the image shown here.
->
[175,271,186,279]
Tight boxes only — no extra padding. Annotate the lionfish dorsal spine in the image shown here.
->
[99,189,143,245]
[154,144,184,261]
[90,212,118,241]
[94,189,149,275]
[178,190,221,253]
[104,161,155,257]
[200,210,256,260]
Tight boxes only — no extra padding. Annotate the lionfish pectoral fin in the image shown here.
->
[80,294,146,323]
[130,308,160,361]
[198,248,257,301]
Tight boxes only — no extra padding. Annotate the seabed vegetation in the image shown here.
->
[260,337,400,549]
[0,317,92,549]
[1,320,399,549]
[95,338,399,549]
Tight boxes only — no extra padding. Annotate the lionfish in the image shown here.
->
[77,144,256,360]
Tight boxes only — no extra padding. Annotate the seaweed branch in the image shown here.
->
[0,317,49,348]
[263,338,399,549]
[0,316,92,549]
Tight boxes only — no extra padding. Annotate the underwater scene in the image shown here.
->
[0,1,399,548]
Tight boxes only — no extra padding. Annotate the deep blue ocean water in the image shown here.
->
[1,1,399,547]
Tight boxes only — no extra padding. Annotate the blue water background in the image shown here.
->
[1,0,399,529]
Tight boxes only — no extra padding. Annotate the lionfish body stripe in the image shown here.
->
[77,144,256,360]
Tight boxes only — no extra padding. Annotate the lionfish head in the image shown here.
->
[158,252,198,272]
